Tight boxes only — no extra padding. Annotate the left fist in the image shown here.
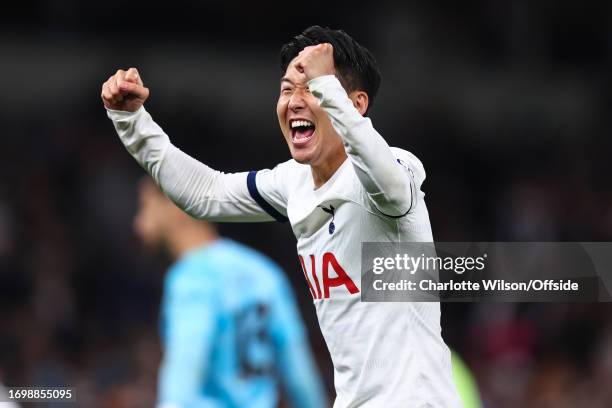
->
[290,43,335,81]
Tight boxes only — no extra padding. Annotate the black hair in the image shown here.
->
[280,26,382,113]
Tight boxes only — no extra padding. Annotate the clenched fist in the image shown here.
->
[289,43,336,82]
[101,67,149,112]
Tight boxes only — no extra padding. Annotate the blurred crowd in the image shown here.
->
[1,1,611,407]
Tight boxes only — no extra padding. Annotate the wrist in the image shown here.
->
[106,105,145,121]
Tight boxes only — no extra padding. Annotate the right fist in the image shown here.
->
[101,67,149,112]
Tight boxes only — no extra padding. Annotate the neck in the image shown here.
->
[311,150,348,189]
[167,224,218,260]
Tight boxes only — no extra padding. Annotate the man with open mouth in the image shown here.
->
[102,25,462,408]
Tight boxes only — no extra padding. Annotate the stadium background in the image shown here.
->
[1,1,612,406]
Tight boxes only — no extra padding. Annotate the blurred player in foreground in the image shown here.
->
[133,178,326,408]
[103,26,461,407]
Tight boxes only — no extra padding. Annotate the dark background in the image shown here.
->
[1,1,611,406]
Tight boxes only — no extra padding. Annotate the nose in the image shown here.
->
[288,88,307,112]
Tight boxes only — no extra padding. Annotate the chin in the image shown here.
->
[291,154,311,164]
[289,147,317,164]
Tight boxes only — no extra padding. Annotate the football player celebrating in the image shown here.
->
[102,26,461,407]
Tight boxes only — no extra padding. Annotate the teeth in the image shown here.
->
[291,120,314,129]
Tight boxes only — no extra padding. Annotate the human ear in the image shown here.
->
[348,91,369,116]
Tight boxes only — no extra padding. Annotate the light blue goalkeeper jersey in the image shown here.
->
[158,238,326,408]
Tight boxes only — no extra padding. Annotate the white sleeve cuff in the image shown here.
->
[106,106,145,121]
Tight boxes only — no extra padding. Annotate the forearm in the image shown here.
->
[308,75,415,216]
[158,145,271,221]
[107,107,272,221]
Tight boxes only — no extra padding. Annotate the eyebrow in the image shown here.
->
[280,77,294,85]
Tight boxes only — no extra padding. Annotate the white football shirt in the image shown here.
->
[108,75,461,408]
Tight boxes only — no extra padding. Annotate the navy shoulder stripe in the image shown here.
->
[247,171,289,223]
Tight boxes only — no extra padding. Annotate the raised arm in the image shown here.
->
[101,68,288,222]
[291,45,417,217]
[309,75,416,216]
